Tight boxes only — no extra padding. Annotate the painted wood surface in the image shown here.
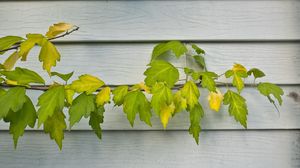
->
[0,86,299,130]
[0,0,299,166]
[0,1,300,41]
[0,130,299,168]
[0,42,299,84]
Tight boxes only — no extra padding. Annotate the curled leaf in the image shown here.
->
[46,22,74,38]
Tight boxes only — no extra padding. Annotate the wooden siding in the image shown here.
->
[0,0,299,167]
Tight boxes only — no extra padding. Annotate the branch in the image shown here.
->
[0,26,80,53]
[0,81,257,92]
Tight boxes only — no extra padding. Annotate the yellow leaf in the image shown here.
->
[19,34,44,61]
[232,63,247,73]
[139,82,151,93]
[160,103,175,129]
[173,90,187,113]
[64,86,75,105]
[70,74,105,94]
[131,82,151,93]
[208,89,224,112]
[3,51,20,70]
[39,39,60,75]
[46,22,74,38]
[96,87,111,107]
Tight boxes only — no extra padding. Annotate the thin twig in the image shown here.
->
[0,81,257,92]
[0,26,80,53]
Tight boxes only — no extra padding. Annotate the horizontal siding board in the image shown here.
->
[0,1,300,41]
[0,130,299,168]
[0,42,299,84]
[0,86,299,130]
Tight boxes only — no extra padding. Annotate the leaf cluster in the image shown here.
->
[0,23,284,149]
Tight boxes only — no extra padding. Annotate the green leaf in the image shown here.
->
[0,87,26,119]
[193,55,206,70]
[247,68,265,79]
[144,60,179,87]
[223,90,248,128]
[180,81,200,109]
[69,93,96,128]
[0,36,24,55]
[0,67,45,85]
[37,85,65,127]
[18,34,44,61]
[3,51,20,70]
[191,44,205,55]
[89,106,105,140]
[4,96,36,148]
[38,38,61,75]
[150,82,173,115]
[112,85,128,106]
[44,111,66,150]
[51,71,74,82]
[199,71,218,92]
[184,67,194,75]
[257,82,284,106]
[188,103,204,144]
[123,90,152,127]
[225,64,248,93]
[151,41,187,60]
[70,74,105,94]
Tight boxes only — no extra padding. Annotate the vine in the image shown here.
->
[0,23,284,149]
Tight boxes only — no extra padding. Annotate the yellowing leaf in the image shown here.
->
[112,85,128,106]
[96,87,111,107]
[131,82,151,93]
[180,81,200,109]
[173,90,187,113]
[64,86,75,105]
[3,51,20,70]
[38,39,60,74]
[232,63,247,72]
[46,22,74,38]
[19,34,44,61]
[70,74,105,94]
[208,89,223,112]
[150,82,173,115]
[160,103,175,129]
[225,63,248,93]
